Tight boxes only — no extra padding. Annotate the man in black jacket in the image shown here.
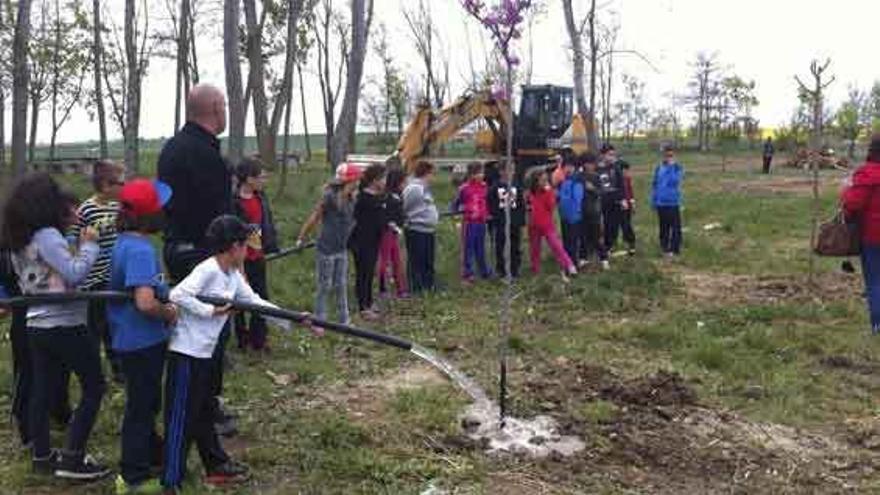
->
[158,84,233,282]
[157,83,237,437]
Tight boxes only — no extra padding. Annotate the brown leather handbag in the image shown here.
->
[814,210,861,257]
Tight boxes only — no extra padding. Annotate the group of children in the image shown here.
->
[0,157,289,493]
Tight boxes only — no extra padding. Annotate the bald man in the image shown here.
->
[158,84,232,281]
[157,84,237,439]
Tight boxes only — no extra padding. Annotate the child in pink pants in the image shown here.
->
[527,170,577,279]
[377,166,408,297]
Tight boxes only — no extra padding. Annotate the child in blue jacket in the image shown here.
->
[651,146,684,257]
[557,160,585,263]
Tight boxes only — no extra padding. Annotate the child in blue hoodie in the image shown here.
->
[557,160,585,263]
[651,146,684,257]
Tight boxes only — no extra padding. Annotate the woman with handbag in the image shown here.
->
[841,134,880,334]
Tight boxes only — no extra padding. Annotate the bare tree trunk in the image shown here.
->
[586,0,599,150]
[224,0,245,164]
[124,0,139,172]
[329,0,372,166]
[561,0,587,117]
[28,95,38,162]
[0,88,5,166]
[242,0,273,164]
[277,78,293,199]
[91,0,108,158]
[12,0,32,176]
[174,0,191,133]
[188,4,199,83]
[297,63,311,161]
[48,0,60,160]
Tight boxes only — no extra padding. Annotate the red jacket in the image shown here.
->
[528,186,557,230]
[842,161,880,246]
[456,179,490,223]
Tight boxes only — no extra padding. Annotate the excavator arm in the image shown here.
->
[395,90,512,171]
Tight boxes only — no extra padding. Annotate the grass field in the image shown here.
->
[0,147,878,494]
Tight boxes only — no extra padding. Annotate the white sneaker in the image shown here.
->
[560,271,571,283]
[601,260,611,271]
[567,265,578,276]
[577,259,589,268]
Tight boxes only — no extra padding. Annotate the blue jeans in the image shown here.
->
[315,251,349,324]
[405,230,436,293]
[462,222,491,279]
[861,245,880,334]
[119,342,166,484]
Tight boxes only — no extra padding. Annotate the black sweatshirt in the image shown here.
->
[349,190,387,250]
[487,180,526,228]
[158,122,233,245]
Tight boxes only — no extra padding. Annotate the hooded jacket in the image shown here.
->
[558,175,585,224]
[842,161,880,246]
[454,179,490,223]
[651,162,684,207]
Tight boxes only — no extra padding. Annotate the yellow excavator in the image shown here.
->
[391,85,591,178]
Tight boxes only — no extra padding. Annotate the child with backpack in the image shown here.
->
[558,160,585,264]
[108,179,178,494]
[164,215,288,491]
[233,158,279,353]
[1,173,109,480]
[297,163,361,325]
[652,145,684,257]
[69,159,126,382]
[377,165,408,298]
[488,167,526,278]
[453,162,492,282]
[527,169,577,281]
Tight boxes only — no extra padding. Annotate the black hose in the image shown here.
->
[265,241,316,262]
[0,291,413,351]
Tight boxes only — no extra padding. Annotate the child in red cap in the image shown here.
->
[108,178,178,494]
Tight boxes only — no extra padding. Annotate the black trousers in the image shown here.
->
[579,214,604,261]
[88,296,119,374]
[405,230,436,293]
[621,209,636,248]
[763,155,773,174]
[602,202,624,252]
[352,241,380,311]
[27,326,106,459]
[561,221,582,263]
[657,206,682,254]
[119,342,166,485]
[10,308,71,445]
[494,223,522,277]
[234,259,269,350]
[163,352,230,489]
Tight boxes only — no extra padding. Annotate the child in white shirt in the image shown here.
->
[163,215,279,490]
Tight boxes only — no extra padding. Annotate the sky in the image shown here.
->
[20,0,880,146]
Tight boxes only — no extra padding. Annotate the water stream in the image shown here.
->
[409,345,585,458]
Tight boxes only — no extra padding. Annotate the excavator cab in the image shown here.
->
[515,85,574,154]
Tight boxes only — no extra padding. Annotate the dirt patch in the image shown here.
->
[675,268,861,306]
[719,175,841,196]
[516,358,873,493]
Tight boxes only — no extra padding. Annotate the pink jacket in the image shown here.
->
[456,179,490,223]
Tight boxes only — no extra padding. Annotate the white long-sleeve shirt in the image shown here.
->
[169,256,277,358]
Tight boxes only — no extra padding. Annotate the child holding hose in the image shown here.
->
[107,179,178,494]
[164,215,292,491]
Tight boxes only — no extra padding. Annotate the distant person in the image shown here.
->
[763,137,775,174]
[157,83,236,437]
[69,160,126,382]
[620,160,637,256]
[297,163,360,326]
[841,134,880,335]
[233,158,279,353]
[452,162,492,283]
[349,164,387,320]
[377,165,408,298]
[577,152,605,266]
[651,145,684,258]
[488,167,526,278]
[403,161,440,293]
[526,168,577,281]
[557,159,585,264]
[597,143,627,269]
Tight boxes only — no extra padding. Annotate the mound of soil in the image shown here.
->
[599,370,697,407]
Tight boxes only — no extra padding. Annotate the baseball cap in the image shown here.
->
[334,162,364,184]
[119,179,172,216]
